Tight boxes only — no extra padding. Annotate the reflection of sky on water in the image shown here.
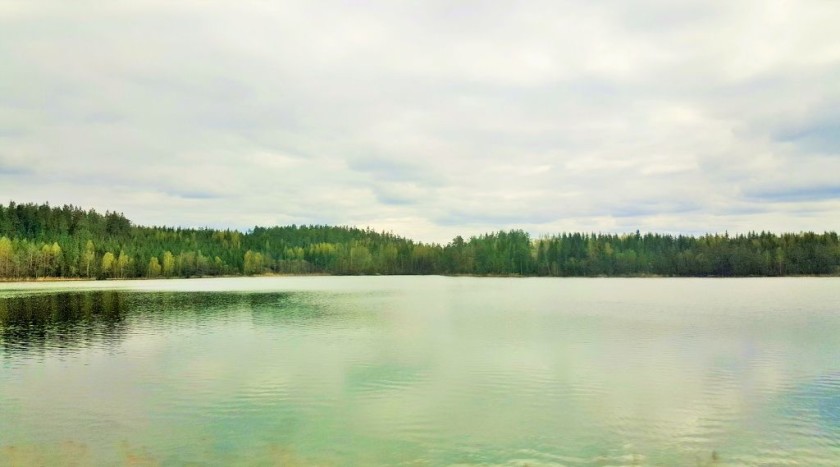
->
[789,374,840,431]
[817,383,840,428]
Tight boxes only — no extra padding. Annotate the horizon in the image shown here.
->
[2,1,839,243]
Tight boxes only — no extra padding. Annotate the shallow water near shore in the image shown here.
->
[1,276,839,465]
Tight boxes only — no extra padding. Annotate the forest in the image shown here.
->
[0,202,838,279]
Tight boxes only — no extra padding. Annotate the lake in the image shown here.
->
[1,277,839,465]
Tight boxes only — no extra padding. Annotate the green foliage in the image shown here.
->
[83,240,96,278]
[162,251,175,277]
[148,256,162,278]
[0,236,12,277]
[0,202,838,279]
[101,252,115,278]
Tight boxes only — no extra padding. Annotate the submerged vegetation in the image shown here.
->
[0,202,838,279]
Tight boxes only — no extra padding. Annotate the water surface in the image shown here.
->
[1,277,839,465]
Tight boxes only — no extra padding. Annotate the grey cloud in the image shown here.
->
[0,128,25,138]
[370,181,431,207]
[347,155,443,186]
[373,193,417,207]
[167,190,225,201]
[347,156,418,181]
[745,186,840,203]
[0,165,31,176]
[773,115,840,155]
[609,201,702,219]
[0,154,32,176]
[436,210,562,228]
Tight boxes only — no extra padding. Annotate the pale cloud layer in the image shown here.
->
[1,0,839,243]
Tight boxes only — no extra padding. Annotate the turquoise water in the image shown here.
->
[1,277,839,465]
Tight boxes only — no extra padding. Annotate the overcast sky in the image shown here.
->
[1,1,839,243]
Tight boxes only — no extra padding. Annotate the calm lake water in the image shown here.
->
[1,277,839,465]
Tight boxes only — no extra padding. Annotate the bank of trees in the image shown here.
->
[0,202,838,279]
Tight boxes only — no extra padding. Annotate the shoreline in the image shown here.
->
[2,273,838,283]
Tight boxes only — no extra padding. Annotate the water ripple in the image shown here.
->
[2,278,840,464]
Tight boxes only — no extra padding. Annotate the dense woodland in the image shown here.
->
[0,202,839,279]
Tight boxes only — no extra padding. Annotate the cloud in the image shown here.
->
[1,0,839,242]
[773,112,840,155]
[745,185,840,203]
[166,190,224,201]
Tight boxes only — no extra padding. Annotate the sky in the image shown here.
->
[1,0,839,243]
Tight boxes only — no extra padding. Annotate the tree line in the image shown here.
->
[1,202,838,279]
